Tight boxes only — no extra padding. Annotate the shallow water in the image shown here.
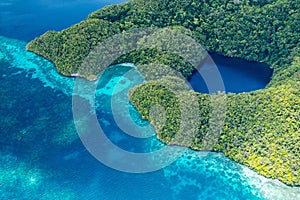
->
[1,36,300,200]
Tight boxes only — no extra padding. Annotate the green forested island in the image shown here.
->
[27,0,299,186]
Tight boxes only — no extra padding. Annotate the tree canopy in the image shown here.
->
[26,0,300,186]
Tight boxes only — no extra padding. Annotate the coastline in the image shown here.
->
[1,34,299,200]
[25,0,300,187]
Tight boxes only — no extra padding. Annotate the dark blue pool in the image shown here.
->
[188,53,273,94]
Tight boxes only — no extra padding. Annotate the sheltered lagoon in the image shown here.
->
[188,53,274,94]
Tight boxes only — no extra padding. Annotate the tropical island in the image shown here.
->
[26,0,299,186]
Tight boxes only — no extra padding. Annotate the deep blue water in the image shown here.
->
[189,53,273,94]
[0,0,127,41]
[0,1,299,200]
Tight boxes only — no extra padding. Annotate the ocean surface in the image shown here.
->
[0,1,299,199]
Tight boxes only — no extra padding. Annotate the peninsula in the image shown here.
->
[27,0,300,186]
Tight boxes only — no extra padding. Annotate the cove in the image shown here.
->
[188,53,273,94]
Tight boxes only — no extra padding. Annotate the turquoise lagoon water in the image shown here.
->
[1,36,300,200]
